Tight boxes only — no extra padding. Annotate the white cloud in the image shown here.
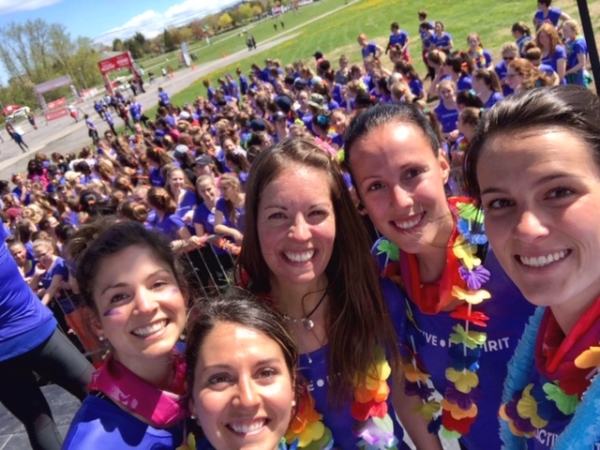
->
[0,0,62,14]
[95,0,240,45]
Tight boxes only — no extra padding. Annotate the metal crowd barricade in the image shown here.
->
[184,234,240,298]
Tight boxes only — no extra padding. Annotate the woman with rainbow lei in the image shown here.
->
[344,103,535,450]
[465,85,600,450]
[236,137,416,449]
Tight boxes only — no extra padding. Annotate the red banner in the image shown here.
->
[98,52,134,75]
[46,97,66,110]
[45,108,68,122]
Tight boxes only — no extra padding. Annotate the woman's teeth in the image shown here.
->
[132,320,167,337]
[518,250,568,268]
[284,250,314,262]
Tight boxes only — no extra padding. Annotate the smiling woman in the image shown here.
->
[62,218,191,449]
[186,292,298,450]
[465,85,600,450]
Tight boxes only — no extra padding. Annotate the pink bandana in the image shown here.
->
[89,352,188,427]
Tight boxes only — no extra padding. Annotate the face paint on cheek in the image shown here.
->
[167,288,180,297]
[103,309,121,317]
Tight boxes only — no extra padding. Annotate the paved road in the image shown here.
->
[0,33,298,181]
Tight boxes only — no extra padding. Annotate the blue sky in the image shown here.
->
[0,0,239,45]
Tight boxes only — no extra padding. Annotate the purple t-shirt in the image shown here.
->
[408,78,424,98]
[432,32,452,50]
[457,75,472,91]
[40,257,68,290]
[216,197,245,234]
[175,190,198,219]
[298,279,408,449]
[566,37,588,86]
[0,225,56,361]
[149,167,165,187]
[495,60,515,96]
[434,102,459,133]
[542,45,567,74]
[484,91,504,109]
[63,394,183,449]
[374,239,536,450]
[150,213,184,241]
[535,7,563,27]
[389,31,408,47]
[361,42,379,58]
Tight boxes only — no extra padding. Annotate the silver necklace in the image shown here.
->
[282,289,328,330]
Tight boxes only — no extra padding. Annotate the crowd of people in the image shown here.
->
[0,1,598,449]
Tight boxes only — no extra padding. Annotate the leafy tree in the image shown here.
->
[252,4,263,16]
[163,28,176,52]
[112,38,124,52]
[217,13,233,29]
[238,4,254,21]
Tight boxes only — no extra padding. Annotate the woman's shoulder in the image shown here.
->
[63,394,182,449]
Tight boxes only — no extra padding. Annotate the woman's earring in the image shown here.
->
[291,400,296,407]
[98,335,105,342]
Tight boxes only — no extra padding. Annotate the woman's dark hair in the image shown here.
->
[473,68,502,93]
[456,89,484,109]
[512,21,531,37]
[185,291,299,403]
[147,187,177,215]
[445,52,473,76]
[219,173,242,224]
[345,103,441,166]
[16,221,33,244]
[79,190,109,217]
[394,60,421,81]
[465,85,600,201]
[69,218,189,314]
[74,160,91,176]
[55,223,75,244]
[237,137,399,404]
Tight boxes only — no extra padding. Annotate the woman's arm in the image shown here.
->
[41,274,64,306]
[565,53,586,75]
[391,372,443,450]
[214,210,243,243]
[556,57,566,82]
[194,223,206,238]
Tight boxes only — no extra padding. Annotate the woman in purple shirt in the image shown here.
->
[472,68,504,109]
[237,138,413,449]
[537,23,567,83]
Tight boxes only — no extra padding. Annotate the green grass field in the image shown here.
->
[140,0,599,117]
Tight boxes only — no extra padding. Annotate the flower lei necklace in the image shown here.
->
[500,302,600,449]
[469,47,487,69]
[284,347,399,449]
[377,198,491,439]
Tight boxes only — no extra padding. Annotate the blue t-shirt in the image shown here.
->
[361,42,378,58]
[238,75,248,95]
[374,240,535,450]
[517,36,533,57]
[389,31,409,47]
[408,78,424,98]
[484,91,504,109]
[566,37,588,86]
[495,60,515,96]
[105,111,114,125]
[434,102,459,134]
[0,226,56,361]
[150,213,185,241]
[149,167,165,187]
[158,91,170,105]
[63,394,183,449]
[193,203,227,255]
[11,187,30,205]
[130,103,142,121]
[535,7,564,27]
[542,45,567,74]
[298,279,408,449]
[331,84,343,105]
[457,75,473,91]
[432,32,452,50]
[40,257,68,290]
[216,197,245,234]
[175,190,198,220]
[539,63,556,77]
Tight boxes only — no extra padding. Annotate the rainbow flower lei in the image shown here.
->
[285,348,399,449]
[499,307,600,449]
[378,200,491,439]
